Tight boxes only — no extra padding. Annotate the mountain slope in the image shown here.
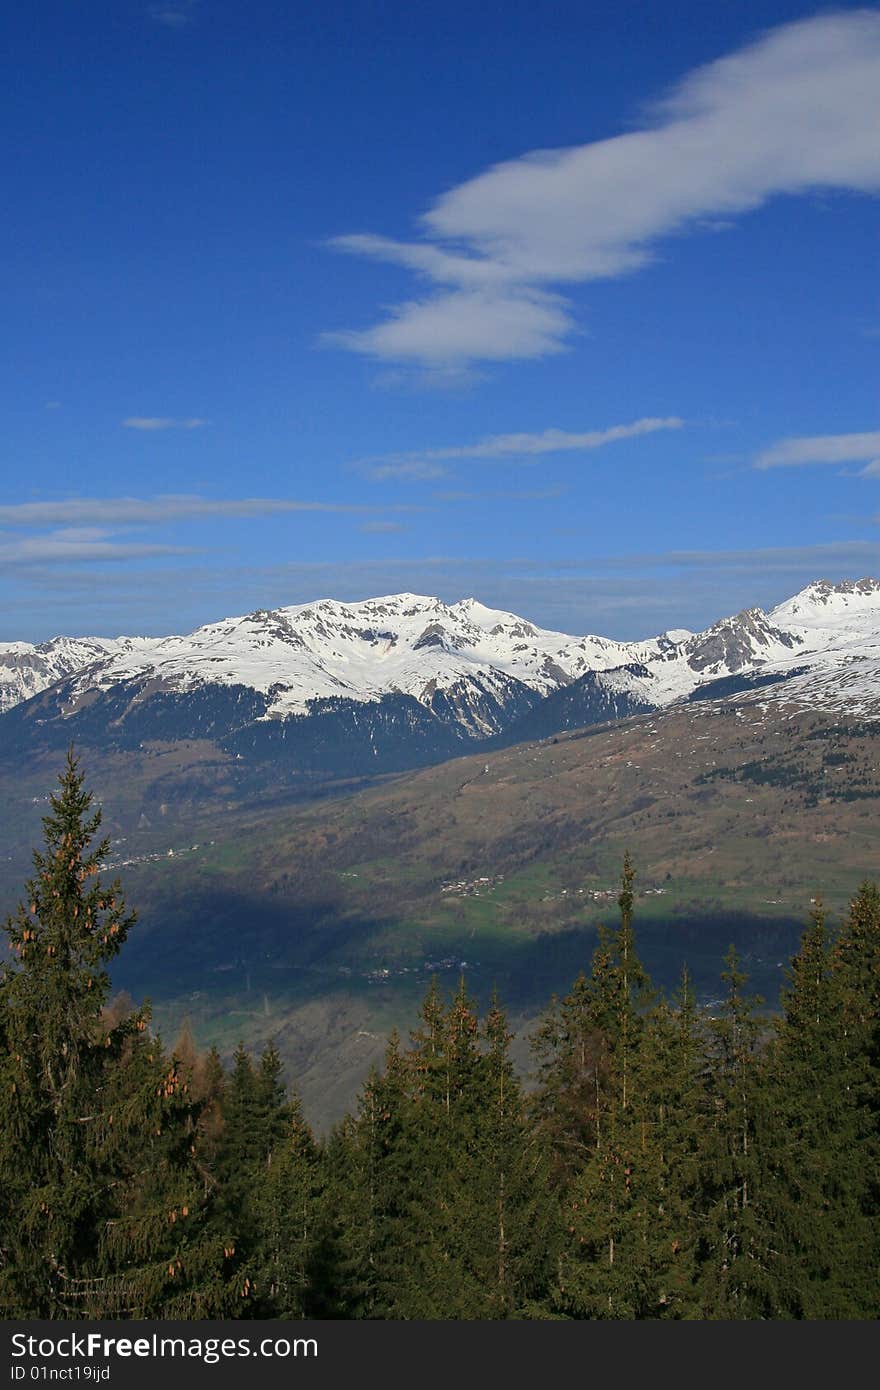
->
[3,580,880,780]
[0,634,161,714]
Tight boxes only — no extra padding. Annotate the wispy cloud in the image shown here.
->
[148,1,198,27]
[372,363,487,393]
[434,487,565,503]
[359,520,408,534]
[0,528,189,565]
[326,12,880,367]
[755,430,880,474]
[0,496,381,527]
[596,539,880,574]
[361,416,683,478]
[8,542,880,642]
[367,461,449,483]
[122,417,208,431]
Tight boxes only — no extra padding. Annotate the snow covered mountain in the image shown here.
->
[3,580,880,769]
[0,635,161,715]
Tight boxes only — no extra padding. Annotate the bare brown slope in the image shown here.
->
[247,699,880,917]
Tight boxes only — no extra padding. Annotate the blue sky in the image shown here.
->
[2,0,879,641]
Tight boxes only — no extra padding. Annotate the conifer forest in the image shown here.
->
[1,754,877,1320]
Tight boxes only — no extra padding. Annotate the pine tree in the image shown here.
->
[400,978,480,1317]
[614,852,651,1113]
[696,946,769,1318]
[96,1030,236,1318]
[556,856,659,1318]
[530,941,615,1190]
[327,1032,414,1317]
[473,994,557,1316]
[194,1045,226,1172]
[0,750,134,1312]
[0,751,231,1317]
[624,968,705,1318]
[560,955,705,1320]
[212,1039,319,1315]
[252,1048,320,1317]
[215,1043,258,1240]
[757,891,880,1319]
[331,980,556,1319]
[815,883,880,1316]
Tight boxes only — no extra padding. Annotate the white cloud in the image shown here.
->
[419,417,683,461]
[327,234,516,289]
[327,11,880,366]
[0,496,377,527]
[755,430,880,472]
[0,528,189,565]
[325,287,573,366]
[122,417,208,430]
[361,416,682,477]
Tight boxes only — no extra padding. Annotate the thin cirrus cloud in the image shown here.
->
[754,431,880,475]
[361,416,682,480]
[434,487,565,503]
[367,460,449,483]
[359,521,408,534]
[148,2,198,28]
[0,528,190,565]
[122,417,208,431]
[325,11,880,367]
[0,496,383,528]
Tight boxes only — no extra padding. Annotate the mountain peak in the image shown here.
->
[4,577,880,729]
[770,576,880,628]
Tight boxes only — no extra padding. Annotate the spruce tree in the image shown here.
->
[473,994,557,1316]
[328,1032,414,1317]
[401,978,481,1317]
[530,940,615,1190]
[556,856,657,1318]
[753,891,880,1320]
[96,1031,236,1318]
[408,980,534,1318]
[624,969,705,1318]
[695,946,769,1318]
[821,884,880,1315]
[214,1043,258,1245]
[213,1039,318,1315]
[0,751,133,1312]
[0,751,231,1317]
[251,1048,320,1317]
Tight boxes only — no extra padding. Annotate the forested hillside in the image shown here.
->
[1,756,877,1319]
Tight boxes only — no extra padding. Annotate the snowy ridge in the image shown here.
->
[47,593,639,721]
[0,634,161,714]
[3,579,880,729]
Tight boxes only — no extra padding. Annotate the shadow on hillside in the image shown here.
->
[114,876,808,1017]
[114,885,396,1001]
[497,913,807,1008]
